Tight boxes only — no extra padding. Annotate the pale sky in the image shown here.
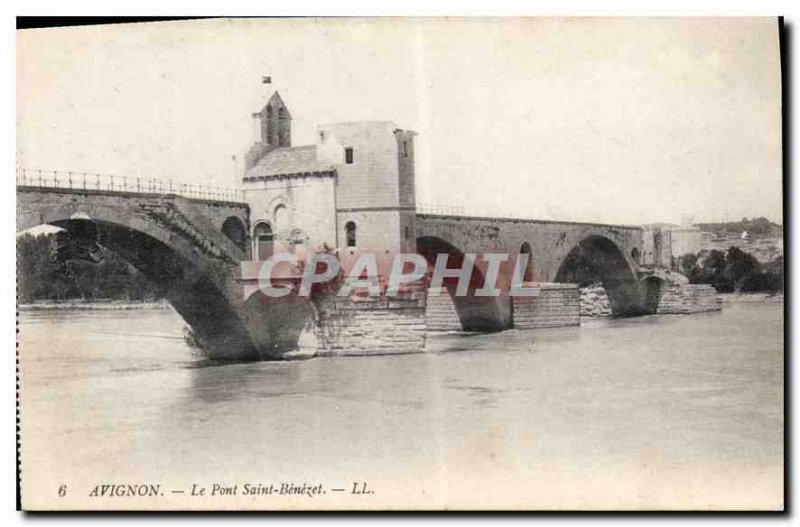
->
[17,17,782,225]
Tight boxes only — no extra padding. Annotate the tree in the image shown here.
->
[17,232,162,302]
[724,246,761,290]
[678,253,698,277]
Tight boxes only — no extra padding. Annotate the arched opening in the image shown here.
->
[345,221,357,248]
[519,241,535,282]
[631,247,641,265]
[253,221,274,261]
[222,216,247,251]
[417,236,511,332]
[19,218,259,359]
[273,204,289,233]
[641,276,664,314]
[554,235,643,317]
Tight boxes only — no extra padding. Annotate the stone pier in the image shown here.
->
[512,283,580,329]
[426,283,581,332]
[580,283,722,317]
[655,284,723,314]
[315,289,428,357]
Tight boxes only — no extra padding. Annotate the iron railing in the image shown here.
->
[415,202,467,216]
[16,168,245,203]
[416,202,523,219]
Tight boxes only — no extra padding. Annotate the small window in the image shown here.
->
[404,225,411,240]
[266,105,273,118]
[403,141,409,158]
[345,147,354,164]
[345,221,357,247]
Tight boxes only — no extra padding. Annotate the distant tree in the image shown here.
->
[762,255,784,292]
[686,246,782,294]
[695,217,781,238]
[678,253,698,277]
[17,232,162,302]
[724,246,761,290]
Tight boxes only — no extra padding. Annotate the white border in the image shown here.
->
[4,2,796,525]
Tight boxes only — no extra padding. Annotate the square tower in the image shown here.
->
[315,121,418,261]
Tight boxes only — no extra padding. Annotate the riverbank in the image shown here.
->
[719,292,784,304]
[19,299,171,311]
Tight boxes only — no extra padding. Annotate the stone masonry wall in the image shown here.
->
[425,287,462,332]
[315,290,427,357]
[579,283,722,316]
[426,284,581,332]
[513,283,580,329]
[656,284,722,314]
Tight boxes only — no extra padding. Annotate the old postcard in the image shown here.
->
[16,17,784,510]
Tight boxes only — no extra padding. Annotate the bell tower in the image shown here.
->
[244,91,292,173]
[260,92,292,148]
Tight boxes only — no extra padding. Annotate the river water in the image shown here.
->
[19,302,783,510]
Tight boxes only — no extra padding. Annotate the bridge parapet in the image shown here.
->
[16,168,245,203]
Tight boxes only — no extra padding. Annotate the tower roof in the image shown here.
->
[263,91,292,120]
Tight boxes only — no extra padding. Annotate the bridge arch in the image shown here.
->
[554,234,644,317]
[417,235,511,332]
[15,190,276,360]
[19,216,260,359]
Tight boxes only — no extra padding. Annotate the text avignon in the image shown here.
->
[89,484,161,497]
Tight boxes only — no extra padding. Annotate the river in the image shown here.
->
[18,302,783,510]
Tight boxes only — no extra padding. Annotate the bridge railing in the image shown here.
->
[416,203,468,215]
[417,202,522,218]
[16,168,245,203]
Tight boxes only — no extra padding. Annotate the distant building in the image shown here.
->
[642,225,672,267]
[641,224,704,267]
[241,92,417,268]
[668,226,704,258]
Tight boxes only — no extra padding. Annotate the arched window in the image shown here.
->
[273,204,289,233]
[631,247,641,264]
[253,222,274,261]
[266,105,273,118]
[222,216,247,250]
[345,221,357,248]
[278,107,285,120]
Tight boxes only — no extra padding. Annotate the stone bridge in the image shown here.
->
[415,214,656,332]
[17,175,689,361]
[17,182,274,360]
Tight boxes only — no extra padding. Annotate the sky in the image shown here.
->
[17,17,783,225]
